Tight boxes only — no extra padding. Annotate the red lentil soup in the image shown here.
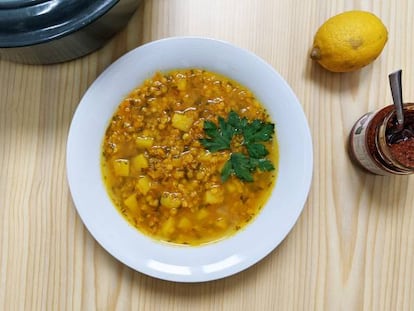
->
[101,69,278,246]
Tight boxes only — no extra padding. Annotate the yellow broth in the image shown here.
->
[101,69,278,245]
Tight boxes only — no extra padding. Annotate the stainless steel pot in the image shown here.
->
[0,0,142,64]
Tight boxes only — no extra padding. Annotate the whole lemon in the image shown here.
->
[310,10,388,72]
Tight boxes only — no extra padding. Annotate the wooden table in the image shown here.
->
[1,1,414,310]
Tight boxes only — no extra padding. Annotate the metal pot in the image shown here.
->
[0,0,142,64]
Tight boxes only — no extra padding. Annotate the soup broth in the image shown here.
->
[101,69,278,245]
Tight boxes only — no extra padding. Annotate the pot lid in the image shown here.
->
[0,0,118,47]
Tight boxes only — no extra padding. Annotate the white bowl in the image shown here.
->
[66,37,313,282]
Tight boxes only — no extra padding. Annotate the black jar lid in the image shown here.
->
[0,0,118,47]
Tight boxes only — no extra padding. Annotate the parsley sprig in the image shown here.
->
[200,111,275,182]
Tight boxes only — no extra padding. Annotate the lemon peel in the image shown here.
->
[310,10,388,72]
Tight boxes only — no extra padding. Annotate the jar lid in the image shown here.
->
[0,0,118,47]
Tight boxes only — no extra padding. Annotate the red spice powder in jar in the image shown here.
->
[388,138,414,168]
[385,109,414,168]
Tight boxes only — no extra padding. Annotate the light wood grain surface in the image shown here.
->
[1,1,414,310]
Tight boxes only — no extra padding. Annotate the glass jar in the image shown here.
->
[348,103,414,175]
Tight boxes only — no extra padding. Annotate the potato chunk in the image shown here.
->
[176,78,187,91]
[161,217,175,236]
[131,154,149,171]
[124,193,139,213]
[135,136,154,149]
[204,187,224,204]
[215,217,228,229]
[113,159,129,176]
[160,192,182,209]
[172,113,194,132]
[177,217,191,230]
[196,208,210,220]
[136,176,151,195]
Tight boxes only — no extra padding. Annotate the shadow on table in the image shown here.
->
[304,57,368,95]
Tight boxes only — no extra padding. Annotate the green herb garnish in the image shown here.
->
[200,111,275,182]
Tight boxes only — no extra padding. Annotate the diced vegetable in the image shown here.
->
[113,159,130,176]
[124,193,139,213]
[176,79,187,91]
[136,176,151,195]
[177,217,191,230]
[172,113,194,132]
[135,136,154,149]
[215,217,228,229]
[160,192,182,209]
[225,180,242,193]
[131,154,149,171]
[204,187,224,204]
[198,152,213,162]
[196,208,210,220]
[161,217,175,236]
